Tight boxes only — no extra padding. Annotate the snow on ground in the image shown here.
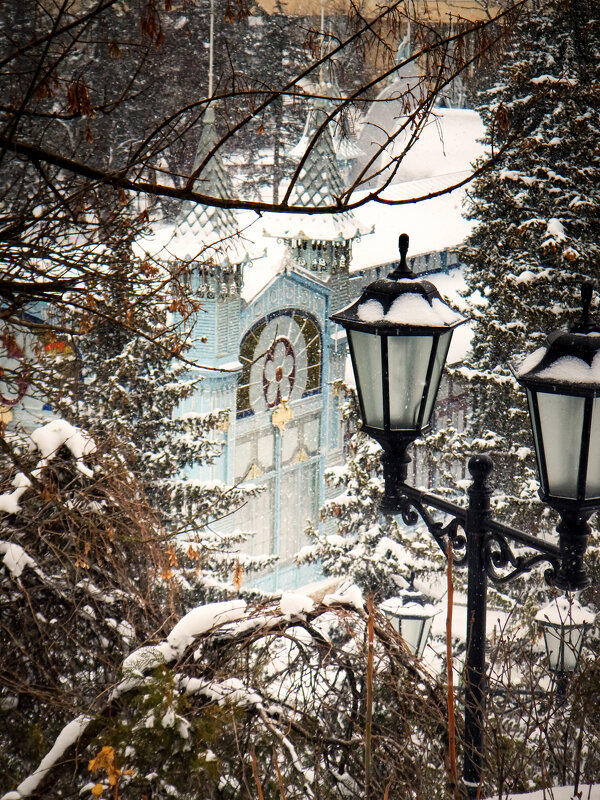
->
[492,787,600,800]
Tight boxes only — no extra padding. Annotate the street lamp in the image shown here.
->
[331,235,599,799]
[535,595,596,675]
[513,283,600,590]
[380,589,438,659]
[331,233,467,507]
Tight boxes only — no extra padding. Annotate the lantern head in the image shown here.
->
[514,284,600,511]
[535,595,595,674]
[380,595,438,659]
[331,234,467,461]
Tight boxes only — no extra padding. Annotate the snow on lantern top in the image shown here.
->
[331,233,467,334]
[514,283,600,393]
[534,595,596,628]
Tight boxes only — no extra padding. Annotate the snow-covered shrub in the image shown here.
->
[4,591,454,800]
[0,420,171,790]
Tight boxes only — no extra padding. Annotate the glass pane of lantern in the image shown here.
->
[388,335,434,429]
[585,397,600,499]
[422,331,452,426]
[536,391,585,499]
[400,615,433,658]
[349,330,384,428]
[526,390,543,479]
[544,624,585,673]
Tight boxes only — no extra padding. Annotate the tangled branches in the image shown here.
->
[6,595,456,800]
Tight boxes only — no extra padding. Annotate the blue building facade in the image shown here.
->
[175,231,363,590]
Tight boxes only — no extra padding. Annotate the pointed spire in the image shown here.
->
[266,88,369,244]
[288,73,362,187]
[178,106,240,247]
[289,99,347,208]
[177,0,244,263]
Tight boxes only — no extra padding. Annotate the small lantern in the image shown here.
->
[380,595,438,658]
[514,284,600,509]
[330,234,467,458]
[535,595,595,674]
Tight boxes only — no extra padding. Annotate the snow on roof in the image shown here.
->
[385,107,485,183]
[427,269,473,365]
[536,354,600,384]
[354,102,485,188]
[239,236,286,302]
[350,171,474,271]
[135,214,263,264]
[140,108,484,305]
[263,210,370,242]
[237,171,475,302]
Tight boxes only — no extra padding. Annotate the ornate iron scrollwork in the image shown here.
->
[398,493,468,566]
[483,530,559,586]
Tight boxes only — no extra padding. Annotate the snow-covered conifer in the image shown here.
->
[459,0,600,530]
[35,219,268,593]
[299,386,444,599]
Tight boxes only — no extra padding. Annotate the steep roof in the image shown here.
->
[266,97,368,241]
[176,106,250,265]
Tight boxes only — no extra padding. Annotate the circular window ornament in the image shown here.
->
[263,337,296,408]
[237,311,322,416]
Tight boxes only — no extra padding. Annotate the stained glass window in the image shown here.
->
[237,310,321,417]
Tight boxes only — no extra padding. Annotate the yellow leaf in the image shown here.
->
[167,545,178,567]
[187,545,199,561]
[89,746,115,772]
[233,560,243,592]
[91,784,104,797]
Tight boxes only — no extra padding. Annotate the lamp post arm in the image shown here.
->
[394,483,561,583]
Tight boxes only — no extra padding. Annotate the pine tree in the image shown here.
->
[299,386,445,600]
[37,216,268,593]
[459,0,600,532]
[215,2,309,202]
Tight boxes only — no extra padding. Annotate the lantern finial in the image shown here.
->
[573,282,594,334]
[388,232,415,280]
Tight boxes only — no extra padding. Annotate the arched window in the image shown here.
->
[237,310,322,417]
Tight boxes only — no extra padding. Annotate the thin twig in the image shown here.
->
[446,539,459,797]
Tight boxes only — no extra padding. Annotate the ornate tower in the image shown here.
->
[269,94,368,313]
[173,104,253,484]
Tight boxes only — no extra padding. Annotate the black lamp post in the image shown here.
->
[331,236,599,799]
[513,282,600,591]
[331,233,467,509]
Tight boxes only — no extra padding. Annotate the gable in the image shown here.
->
[241,271,329,333]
